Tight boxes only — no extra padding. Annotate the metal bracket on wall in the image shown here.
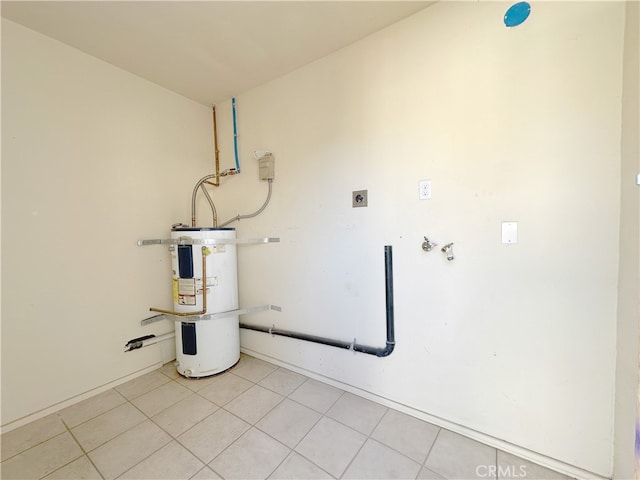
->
[137,237,279,246]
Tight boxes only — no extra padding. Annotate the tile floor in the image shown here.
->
[1,354,572,480]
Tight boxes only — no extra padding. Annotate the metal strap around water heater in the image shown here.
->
[140,304,282,326]
[137,237,279,246]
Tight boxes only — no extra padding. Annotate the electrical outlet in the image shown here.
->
[419,180,432,200]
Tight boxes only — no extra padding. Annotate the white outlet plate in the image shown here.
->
[419,180,432,200]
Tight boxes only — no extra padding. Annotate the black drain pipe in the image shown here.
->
[240,245,395,357]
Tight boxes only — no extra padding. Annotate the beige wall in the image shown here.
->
[212,2,625,476]
[614,2,640,478]
[1,19,212,426]
[0,2,633,477]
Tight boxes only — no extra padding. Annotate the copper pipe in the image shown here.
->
[207,106,221,187]
[150,247,210,317]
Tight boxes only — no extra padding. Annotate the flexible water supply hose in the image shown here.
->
[219,179,273,227]
[191,173,218,227]
[199,184,217,227]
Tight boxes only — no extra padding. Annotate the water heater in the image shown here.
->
[171,226,239,377]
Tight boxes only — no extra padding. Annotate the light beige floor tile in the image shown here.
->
[72,403,146,452]
[295,417,365,478]
[1,432,83,479]
[259,368,307,396]
[289,379,343,413]
[115,370,171,400]
[425,429,497,480]
[225,385,283,424]
[268,451,334,480]
[152,394,218,437]
[190,466,222,479]
[371,409,440,464]
[326,392,387,435]
[57,389,127,428]
[343,438,421,479]
[177,408,250,464]
[1,414,67,462]
[119,440,204,479]
[417,466,446,479]
[176,373,224,392]
[88,419,171,479]
[198,373,253,406]
[497,451,571,480]
[209,427,290,480]
[131,381,192,417]
[44,455,102,479]
[231,356,277,383]
[160,361,181,379]
[256,399,321,448]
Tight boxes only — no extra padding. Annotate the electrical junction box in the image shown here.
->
[259,154,275,180]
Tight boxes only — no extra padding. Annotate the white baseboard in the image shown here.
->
[0,361,162,434]
[241,347,609,480]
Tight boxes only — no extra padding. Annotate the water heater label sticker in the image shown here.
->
[178,278,196,305]
[213,245,226,254]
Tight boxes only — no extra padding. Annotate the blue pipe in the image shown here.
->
[232,97,240,172]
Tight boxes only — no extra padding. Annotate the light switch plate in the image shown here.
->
[502,222,518,244]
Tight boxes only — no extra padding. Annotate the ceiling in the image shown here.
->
[2,1,433,105]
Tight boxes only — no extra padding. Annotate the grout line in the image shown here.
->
[55,416,105,480]
[424,426,442,466]
[6,355,533,480]
[0,430,66,464]
[57,389,128,431]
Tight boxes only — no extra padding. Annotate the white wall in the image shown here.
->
[212,2,625,476]
[1,19,212,426]
[614,2,640,478]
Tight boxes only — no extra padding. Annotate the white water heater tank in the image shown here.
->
[171,227,239,377]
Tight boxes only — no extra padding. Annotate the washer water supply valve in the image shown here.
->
[421,237,437,252]
[441,243,455,261]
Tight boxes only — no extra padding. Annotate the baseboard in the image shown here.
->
[241,347,609,480]
[0,361,162,434]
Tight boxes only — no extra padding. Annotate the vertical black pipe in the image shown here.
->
[239,245,395,357]
[352,245,395,357]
